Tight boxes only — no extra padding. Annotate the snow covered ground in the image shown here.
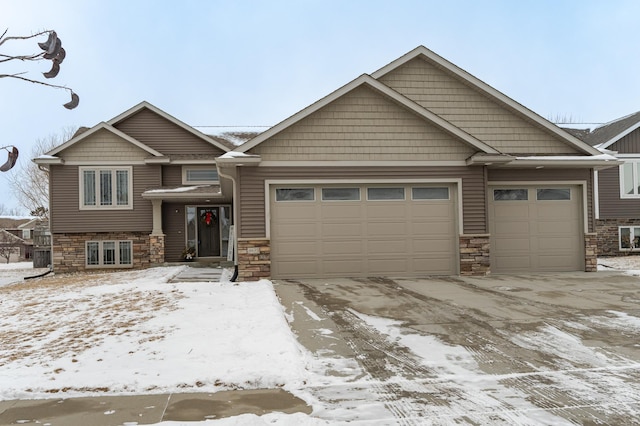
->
[1,258,640,425]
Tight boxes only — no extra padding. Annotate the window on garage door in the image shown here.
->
[275,188,315,201]
[322,187,360,201]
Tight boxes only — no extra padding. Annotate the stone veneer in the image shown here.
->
[52,232,150,273]
[149,234,165,266]
[584,232,598,272]
[459,234,490,276]
[595,219,640,255]
[237,238,271,281]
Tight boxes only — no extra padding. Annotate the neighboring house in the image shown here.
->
[0,216,40,261]
[578,111,640,255]
[37,46,619,279]
[0,229,25,263]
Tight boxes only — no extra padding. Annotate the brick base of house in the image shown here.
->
[596,219,640,255]
[585,232,598,272]
[237,238,271,281]
[459,234,490,276]
[52,232,151,273]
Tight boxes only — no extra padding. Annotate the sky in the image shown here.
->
[2,0,640,213]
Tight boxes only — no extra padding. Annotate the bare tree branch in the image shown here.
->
[0,28,79,109]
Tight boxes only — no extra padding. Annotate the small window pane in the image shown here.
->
[116,170,129,205]
[537,188,570,201]
[87,242,99,265]
[622,163,635,195]
[322,187,360,201]
[275,188,314,201]
[412,187,449,200]
[119,241,132,265]
[493,189,528,201]
[186,169,219,182]
[103,241,116,265]
[367,187,404,200]
[83,170,96,206]
[100,170,113,205]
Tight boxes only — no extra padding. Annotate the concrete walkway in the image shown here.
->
[168,265,227,283]
[0,389,311,425]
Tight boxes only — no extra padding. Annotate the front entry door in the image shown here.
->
[197,207,221,257]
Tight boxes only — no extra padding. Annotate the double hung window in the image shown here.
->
[86,240,133,267]
[80,167,132,209]
[620,161,640,198]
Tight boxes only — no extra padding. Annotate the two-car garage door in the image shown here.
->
[269,184,458,278]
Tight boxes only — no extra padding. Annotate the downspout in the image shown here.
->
[217,164,239,281]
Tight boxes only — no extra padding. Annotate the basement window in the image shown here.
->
[86,240,133,268]
[619,227,640,251]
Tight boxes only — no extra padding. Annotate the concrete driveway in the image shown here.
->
[273,271,640,425]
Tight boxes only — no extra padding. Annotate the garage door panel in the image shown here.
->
[321,204,362,218]
[494,256,531,270]
[273,204,317,220]
[412,222,455,234]
[537,204,576,219]
[413,257,455,274]
[272,223,318,239]
[368,239,408,254]
[367,258,408,274]
[275,241,318,256]
[493,220,530,234]
[322,240,364,255]
[538,255,578,269]
[538,237,576,251]
[321,222,363,237]
[413,239,456,253]
[322,259,365,275]
[366,204,407,219]
[410,203,451,218]
[366,221,407,236]
[493,204,530,218]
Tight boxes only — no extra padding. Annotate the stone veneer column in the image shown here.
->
[149,234,165,266]
[237,238,270,281]
[459,234,490,276]
[585,233,598,272]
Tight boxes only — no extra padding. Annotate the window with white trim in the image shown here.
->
[182,166,219,185]
[86,240,133,267]
[620,161,640,198]
[80,167,132,209]
[619,227,640,251]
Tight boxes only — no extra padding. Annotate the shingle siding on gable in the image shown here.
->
[49,164,160,234]
[249,85,476,161]
[237,166,486,239]
[114,109,224,156]
[58,128,150,162]
[378,57,581,155]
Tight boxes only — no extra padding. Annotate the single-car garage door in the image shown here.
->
[488,185,583,273]
[270,184,458,278]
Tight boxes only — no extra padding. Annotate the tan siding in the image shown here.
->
[249,85,476,161]
[163,202,186,262]
[597,166,640,219]
[50,164,160,233]
[162,165,183,186]
[114,108,225,156]
[378,57,582,155]
[237,166,486,238]
[59,128,150,162]
[608,128,640,154]
[488,168,594,232]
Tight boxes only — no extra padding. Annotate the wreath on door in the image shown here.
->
[201,209,217,226]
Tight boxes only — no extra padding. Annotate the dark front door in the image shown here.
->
[197,207,221,257]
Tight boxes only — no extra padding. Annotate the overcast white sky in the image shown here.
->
[2,0,639,213]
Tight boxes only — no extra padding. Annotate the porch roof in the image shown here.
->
[141,185,222,201]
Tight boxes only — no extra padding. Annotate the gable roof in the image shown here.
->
[371,46,602,157]
[0,229,25,244]
[583,111,640,149]
[108,101,231,153]
[236,74,501,155]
